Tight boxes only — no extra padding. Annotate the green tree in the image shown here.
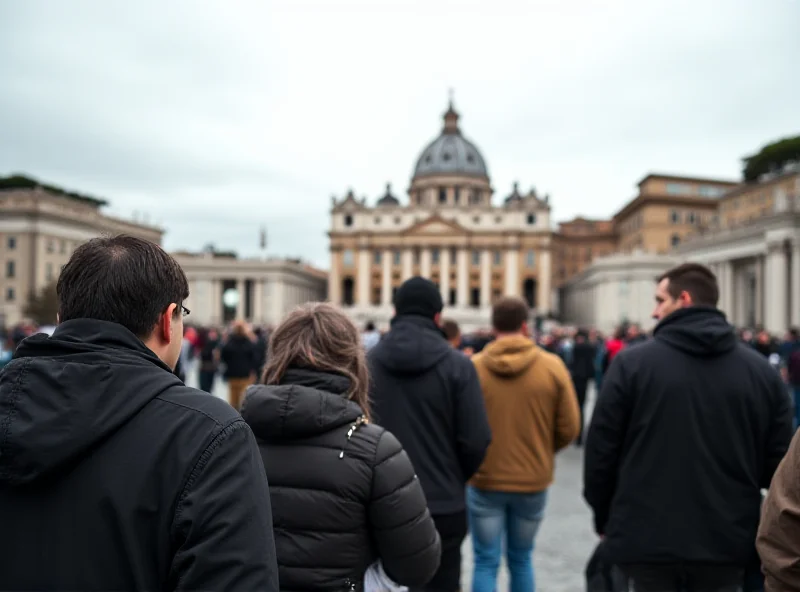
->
[24,282,59,325]
[743,136,800,182]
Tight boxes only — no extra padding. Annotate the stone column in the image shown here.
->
[766,246,788,334]
[718,261,734,318]
[210,279,222,325]
[421,248,432,278]
[401,249,413,281]
[440,247,451,305]
[792,243,800,327]
[357,248,371,307]
[537,249,552,313]
[253,279,263,323]
[457,248,469,307]
[480,250,491,307]
[733,267,747,328]
[504,249,519,296]
[754,256,764,327]
[381,250,392,306]
[328,252,341,304]
[235,278,245,320]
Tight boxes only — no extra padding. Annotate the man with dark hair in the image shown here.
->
[369,276,491,592]
[584,261,791,592]
[441,318,461,349]
[469,297,579,590]
[0,235,278,591]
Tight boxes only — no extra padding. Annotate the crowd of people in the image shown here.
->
[2,234,800,592]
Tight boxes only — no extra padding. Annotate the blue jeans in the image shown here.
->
[467,486,548,592]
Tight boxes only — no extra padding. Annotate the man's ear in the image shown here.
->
[158,303,178,344]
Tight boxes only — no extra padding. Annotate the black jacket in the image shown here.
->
[584,307,792,566]
[242,368,441,590]
[221,334,258,379]
[571,341,597,380]
[0,319,279,591]
[368,315,491,515]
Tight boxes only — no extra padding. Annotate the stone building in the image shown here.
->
[0,184,162,326]
[553,217,617,287]
[674,168,800,334]
[560,251,678,334]
[0,179,327,329]
[174,250,327,327]
[613,173,739,253]
[328,102,553,331]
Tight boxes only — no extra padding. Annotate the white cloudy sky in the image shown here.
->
[1,0,798,268]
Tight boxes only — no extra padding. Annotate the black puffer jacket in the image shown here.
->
[242,368,441,590]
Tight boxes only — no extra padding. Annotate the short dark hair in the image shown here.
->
[365,321,375,332]
[491,297,529,333]
[57,235,189,338]
[657,262,718,307]
[441,319,460,340]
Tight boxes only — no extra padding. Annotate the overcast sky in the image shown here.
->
[1,0,798,268]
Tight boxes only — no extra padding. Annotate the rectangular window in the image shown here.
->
[470,288,480,307]
[526,250,535,268]
[438,188,447,204]
[7,236,16,250]
[393,250,401,266]
[670,210,680,224]
[47,240,55,253]
[373,251,382,265]
[6,260,15,278]
[343,249,354,267]
[667,183,691,195]
[5,287,14,302]
[472,250,480,266]
[493,251,502,266]
[431,248,440,264]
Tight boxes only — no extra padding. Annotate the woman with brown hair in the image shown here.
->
[241,303,441,590]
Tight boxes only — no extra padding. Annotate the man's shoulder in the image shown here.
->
[154,385,242,430]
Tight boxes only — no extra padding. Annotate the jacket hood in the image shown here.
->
[0,319,182,485]
[479,335,541,377]
[369,315,451,375]
[654,306,737,356]
[241,368,364,441]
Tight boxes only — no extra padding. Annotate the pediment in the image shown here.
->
[403,215,467,236]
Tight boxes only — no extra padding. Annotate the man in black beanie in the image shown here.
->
[369,276,491,592]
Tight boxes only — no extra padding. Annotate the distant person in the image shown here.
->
[585,263,791,592]
[368,277,492,592]
[198,328,221,393]
[0,235,278,591]
[221,320,259,409]
[570,329,597,446]
[469,297,580,591]
[362,321,381,351]
[242,303,441,589]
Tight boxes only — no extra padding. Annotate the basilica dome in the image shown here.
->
[412,102,489,180]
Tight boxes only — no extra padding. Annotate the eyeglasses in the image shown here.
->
[180,304,191,317]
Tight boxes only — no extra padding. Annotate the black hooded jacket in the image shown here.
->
[368,315,492,515]
[0,319,279,591]
[584,307,792,566]
[242,368,441,590]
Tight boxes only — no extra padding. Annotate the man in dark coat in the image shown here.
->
[570,328,597,446]
[0,235,279,591]
[584,262,791,592]
[368,276,492,592]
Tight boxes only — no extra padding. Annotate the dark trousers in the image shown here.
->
[412,511,468,592]
[573,376,589,444]
[198,371,216,393]
[623,563,744,592]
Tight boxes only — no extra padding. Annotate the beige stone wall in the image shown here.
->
[719,174,799,228]
[0,189,163,326]
[616,202,718,254]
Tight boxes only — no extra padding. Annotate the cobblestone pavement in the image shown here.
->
[194,370,600,591]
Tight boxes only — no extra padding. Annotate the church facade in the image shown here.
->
[328,102,553,331]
